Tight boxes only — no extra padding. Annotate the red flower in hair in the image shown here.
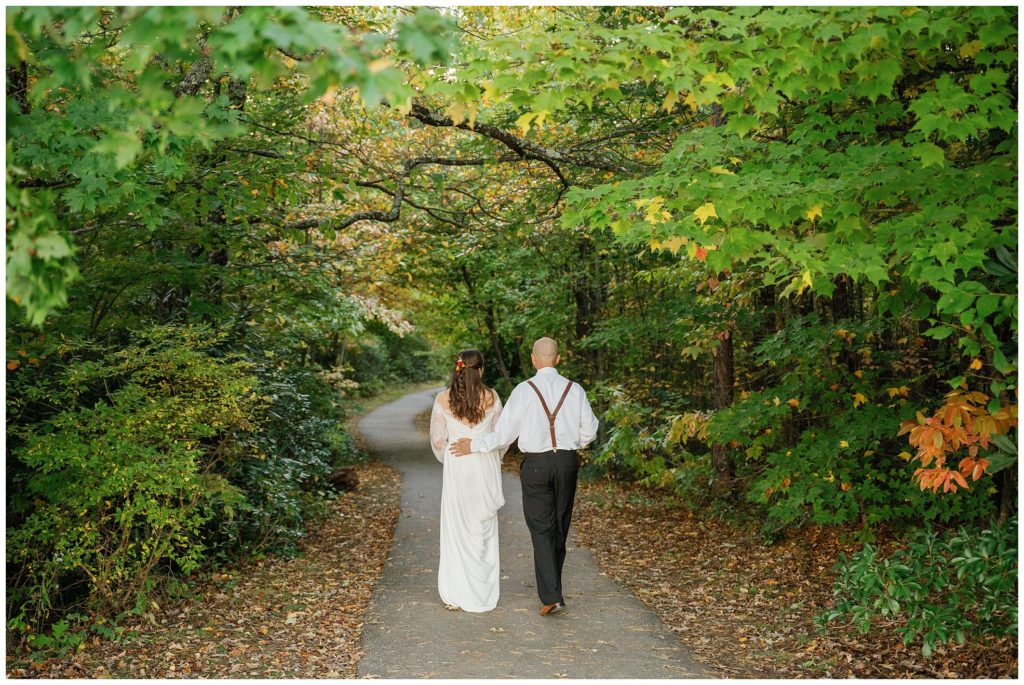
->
[455,358,465,372]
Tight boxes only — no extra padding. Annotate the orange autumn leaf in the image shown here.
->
[903,388,1018,493]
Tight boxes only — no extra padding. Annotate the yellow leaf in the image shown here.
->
[839,440,849,448]
[787,398,800,408]
[481,80,500,104]
[709,166,735,175]
[899,451,913,461]
[701,71,735,88]
[806,204,823,222]
[772,396,781,406]
[684,91,698,112]
[515,112,536,135]
[661,236,687,254]
[959,40,983,59]
[729,156,741,166]
[852,392,867,407]
[643,196,666,224]
[662,90,678,112]
[969,358,983,371]
[693,202,717,225]
[797,269,813,295]
[446,101,468,126]
[368,58,391,73]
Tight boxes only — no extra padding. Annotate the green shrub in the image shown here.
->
[590,384,713,503]
[207,366,355,558]
[818,516,1018,656]
[711,315,995,533]
[7,325,259,634]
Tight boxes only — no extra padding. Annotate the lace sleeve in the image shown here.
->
[491,390,510,457]
[429,396,448,463]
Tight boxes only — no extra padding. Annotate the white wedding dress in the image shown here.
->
[429,390,507,612]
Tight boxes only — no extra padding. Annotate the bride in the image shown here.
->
[429,349,507,612]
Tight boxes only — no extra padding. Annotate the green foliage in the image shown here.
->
[590,384,712,504]
[346,323,441,396]
[208,366,343,559]
[6,5,456,326]
[5,3,1017,663]
[7,325,259,629]
[819,516,1018,657]
[722,314,997,530]
[5,6,453,656]
[470,5,1019,394]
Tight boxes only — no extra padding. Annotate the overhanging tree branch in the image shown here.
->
[407,101,629,181]
[283,156,488,232]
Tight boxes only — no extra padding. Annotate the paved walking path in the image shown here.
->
[356,387,709,679]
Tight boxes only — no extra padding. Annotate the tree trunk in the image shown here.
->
[460,265,512,385]
[997,468,1015,523]
[711,328,735,498]
[709,102,735,498]
[7,60,30,115]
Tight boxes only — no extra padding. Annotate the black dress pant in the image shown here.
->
[520,449,579,605]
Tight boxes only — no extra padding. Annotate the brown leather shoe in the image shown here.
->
[539,602,564,616]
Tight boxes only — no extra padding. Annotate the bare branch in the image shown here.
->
[283,156,488,232]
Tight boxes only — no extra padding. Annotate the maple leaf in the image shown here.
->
[693,202,717,225]
[959,39,983,59]
[661,236,686,254]
[797,270,813,295]
[805,205,823,222]
[662,90,678,112]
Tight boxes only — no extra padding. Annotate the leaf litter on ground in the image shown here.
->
[571,478,1017,679]
[7,461,402,679]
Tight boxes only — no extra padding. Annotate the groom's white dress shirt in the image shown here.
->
[469,367,600,454]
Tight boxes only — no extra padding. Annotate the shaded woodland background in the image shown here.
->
[6,6,1017,669]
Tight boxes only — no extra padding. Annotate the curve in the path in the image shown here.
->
[356,387,709,679]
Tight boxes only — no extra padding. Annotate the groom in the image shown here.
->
[451,337,599,616]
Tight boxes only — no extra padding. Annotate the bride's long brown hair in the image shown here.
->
[448,349,491,424]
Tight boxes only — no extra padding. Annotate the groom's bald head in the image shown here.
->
[531,337,560,369]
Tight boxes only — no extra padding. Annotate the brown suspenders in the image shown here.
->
[526,379,574,451]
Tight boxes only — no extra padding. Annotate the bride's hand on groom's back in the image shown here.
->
[450,437,472,456]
